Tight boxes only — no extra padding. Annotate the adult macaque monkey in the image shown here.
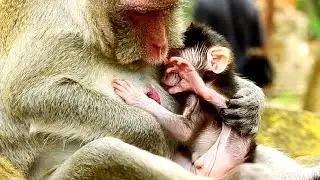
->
[0,0,319,180]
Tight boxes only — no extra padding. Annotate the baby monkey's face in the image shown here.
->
[161,45,231,90]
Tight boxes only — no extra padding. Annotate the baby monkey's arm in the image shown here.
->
[166,57,228,109]
[113,80,200,142]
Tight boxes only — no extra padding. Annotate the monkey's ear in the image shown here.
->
[207,47,231,74]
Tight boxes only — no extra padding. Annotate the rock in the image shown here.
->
[257,107,320,157]
[296,155,320,167]
[268,4,314,96]
[303,40,320,114]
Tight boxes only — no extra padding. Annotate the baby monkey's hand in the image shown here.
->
[113,80,154,109]
[166,57,206,95]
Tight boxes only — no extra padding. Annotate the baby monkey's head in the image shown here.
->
[162,23,235,87]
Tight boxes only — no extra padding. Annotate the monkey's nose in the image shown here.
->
[152,43,167,55]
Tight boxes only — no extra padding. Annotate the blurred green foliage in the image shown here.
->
[297,0,320,39]
[268,93,302,110]
[182,0,194,22]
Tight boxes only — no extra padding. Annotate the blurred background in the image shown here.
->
[182,0,320,165]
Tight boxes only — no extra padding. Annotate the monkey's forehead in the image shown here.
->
[180,47,210,70]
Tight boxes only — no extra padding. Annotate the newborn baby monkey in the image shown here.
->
[113,23,256,178]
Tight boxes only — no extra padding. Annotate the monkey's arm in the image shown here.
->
[219,76,264,135]
[4,77,165,153]
[48,137,211,180]
[139,100,199,142]
[114,80,200,142]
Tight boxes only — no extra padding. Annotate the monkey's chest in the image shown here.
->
[91,66,180,113]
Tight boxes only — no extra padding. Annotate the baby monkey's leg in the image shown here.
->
[193,124,253,178]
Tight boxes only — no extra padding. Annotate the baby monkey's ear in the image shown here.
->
[207,46,231,74]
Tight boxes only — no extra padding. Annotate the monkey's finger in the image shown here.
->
[177,59,191,67]
[219,109,241,119]
[227,99,259,109]
[164,58,170,64]
[167,86,184,94]
[114,89,126,100]
[113,79,126,86]
[168,56,181,63]
[171,57,191,68]
[220,108,258,119]
[124,80,134,88]
[113,82,130,94]
[232,88,252,99]
[221,109,260,134]
[224,121,257,135]
[166,66,179,74]
[169,57,187,65]
[223,117,259,135]
[113,80,132,91]
[221,112,257,126]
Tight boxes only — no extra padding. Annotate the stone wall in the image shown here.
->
[268,5,314,96]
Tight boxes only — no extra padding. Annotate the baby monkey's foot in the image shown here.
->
[113,80,153,108]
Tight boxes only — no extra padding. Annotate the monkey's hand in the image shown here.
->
[220,77,265,135]
[113,79,155,109]
[166,57,206,95]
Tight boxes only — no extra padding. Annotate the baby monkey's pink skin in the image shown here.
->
[113,57,252,179]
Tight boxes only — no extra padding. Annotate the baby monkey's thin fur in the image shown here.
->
[168,23,256,177]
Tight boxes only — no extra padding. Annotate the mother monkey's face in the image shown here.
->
[90,0,185,65]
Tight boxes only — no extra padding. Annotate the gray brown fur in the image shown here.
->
[0,0,319,180]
